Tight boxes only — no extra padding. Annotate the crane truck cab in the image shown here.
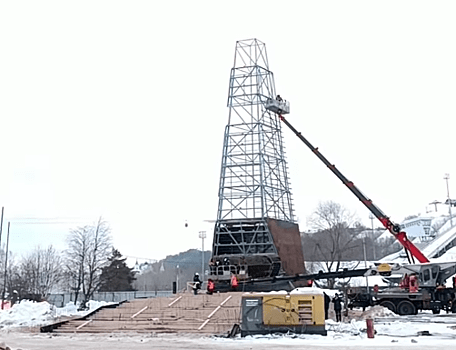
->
[379,262,456,288]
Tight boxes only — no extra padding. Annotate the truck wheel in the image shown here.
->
[397,300,416,315]
[452,304,456,313]
[380,301,396,313]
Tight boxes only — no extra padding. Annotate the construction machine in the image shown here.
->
[209,96,456,316]
[347,262,456,315]
[271,99,456,314]
[277,109,428,264]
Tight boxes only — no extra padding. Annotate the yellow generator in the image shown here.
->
[240,288,327,336]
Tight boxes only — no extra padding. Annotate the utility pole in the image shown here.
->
[1,222,10,310]
[176,264,179,293]
[0,207,3,252]
[445,174,453,227]
[199,231,206,280]
[369,213,376,260]
[363,237,369,292]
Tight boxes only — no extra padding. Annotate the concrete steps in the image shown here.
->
[52,292,242,335]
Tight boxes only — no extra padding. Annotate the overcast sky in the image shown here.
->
[1,1,455,263]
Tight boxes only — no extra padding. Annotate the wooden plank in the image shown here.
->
[76,319,93,330]
[198,319,210,331]
[131,306,148,319]
[207,306,221,319]
[220,295,232,306]
[199,294,234,330]
[168,296,182,307]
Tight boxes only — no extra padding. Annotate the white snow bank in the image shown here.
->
[216,313,456,348]
[0,299,115,329]
[0,300,54,328]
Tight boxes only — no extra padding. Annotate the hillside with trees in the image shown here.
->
[133,249,211,292]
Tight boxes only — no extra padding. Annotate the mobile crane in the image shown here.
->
[270,99,456,315]
[263,96,429,263]
[210,98,456,316]
[277,112,429,264]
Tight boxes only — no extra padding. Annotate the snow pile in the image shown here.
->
[0,300,55,328]
[0,299,114,329]
[361,305,396,318]
[233,317,456,347]
[347,305,396,321]
[53,300,112,318]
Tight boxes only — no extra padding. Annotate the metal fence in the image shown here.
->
[47,290,173,308]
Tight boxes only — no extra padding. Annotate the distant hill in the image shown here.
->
[133,249,213,291]
[161,248,212,272]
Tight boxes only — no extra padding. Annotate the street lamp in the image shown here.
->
[199,231,206,280]
[176,264,179,292]
[444,174,453,227]
[1,222,10,310]
[363,237,369,291]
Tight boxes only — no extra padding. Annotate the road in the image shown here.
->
[4,309,456,350]
[3,331,456,350]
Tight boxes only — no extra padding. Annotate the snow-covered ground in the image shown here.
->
[0,299,112,330]
[2,300,456,349]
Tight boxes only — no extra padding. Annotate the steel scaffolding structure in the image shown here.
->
[217,38,294,223]
[211,39,300,280]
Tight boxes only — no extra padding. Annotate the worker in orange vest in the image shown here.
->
[400,274,410,290]
[230,273,239,290]
[373,284,379,293]
[409,273,419,293]
[207,279,215,295]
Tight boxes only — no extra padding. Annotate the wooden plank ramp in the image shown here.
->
[51,292,242,335]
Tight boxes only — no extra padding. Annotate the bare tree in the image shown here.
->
[305,201,362,287]
[376,235,400,258]
[65,225,90,303]
[18,246,63,298]
[0,249,17,303]
[84,218,112,299]
[65,217,112,304]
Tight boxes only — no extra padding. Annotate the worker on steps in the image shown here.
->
[207,279,215,295]
[193,272,202,295]
[230,273,239,291]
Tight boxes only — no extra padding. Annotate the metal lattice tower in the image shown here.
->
[218,38,294,222]
[211,39,299,279]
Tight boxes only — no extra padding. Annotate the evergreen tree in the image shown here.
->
[98,248,136,292]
